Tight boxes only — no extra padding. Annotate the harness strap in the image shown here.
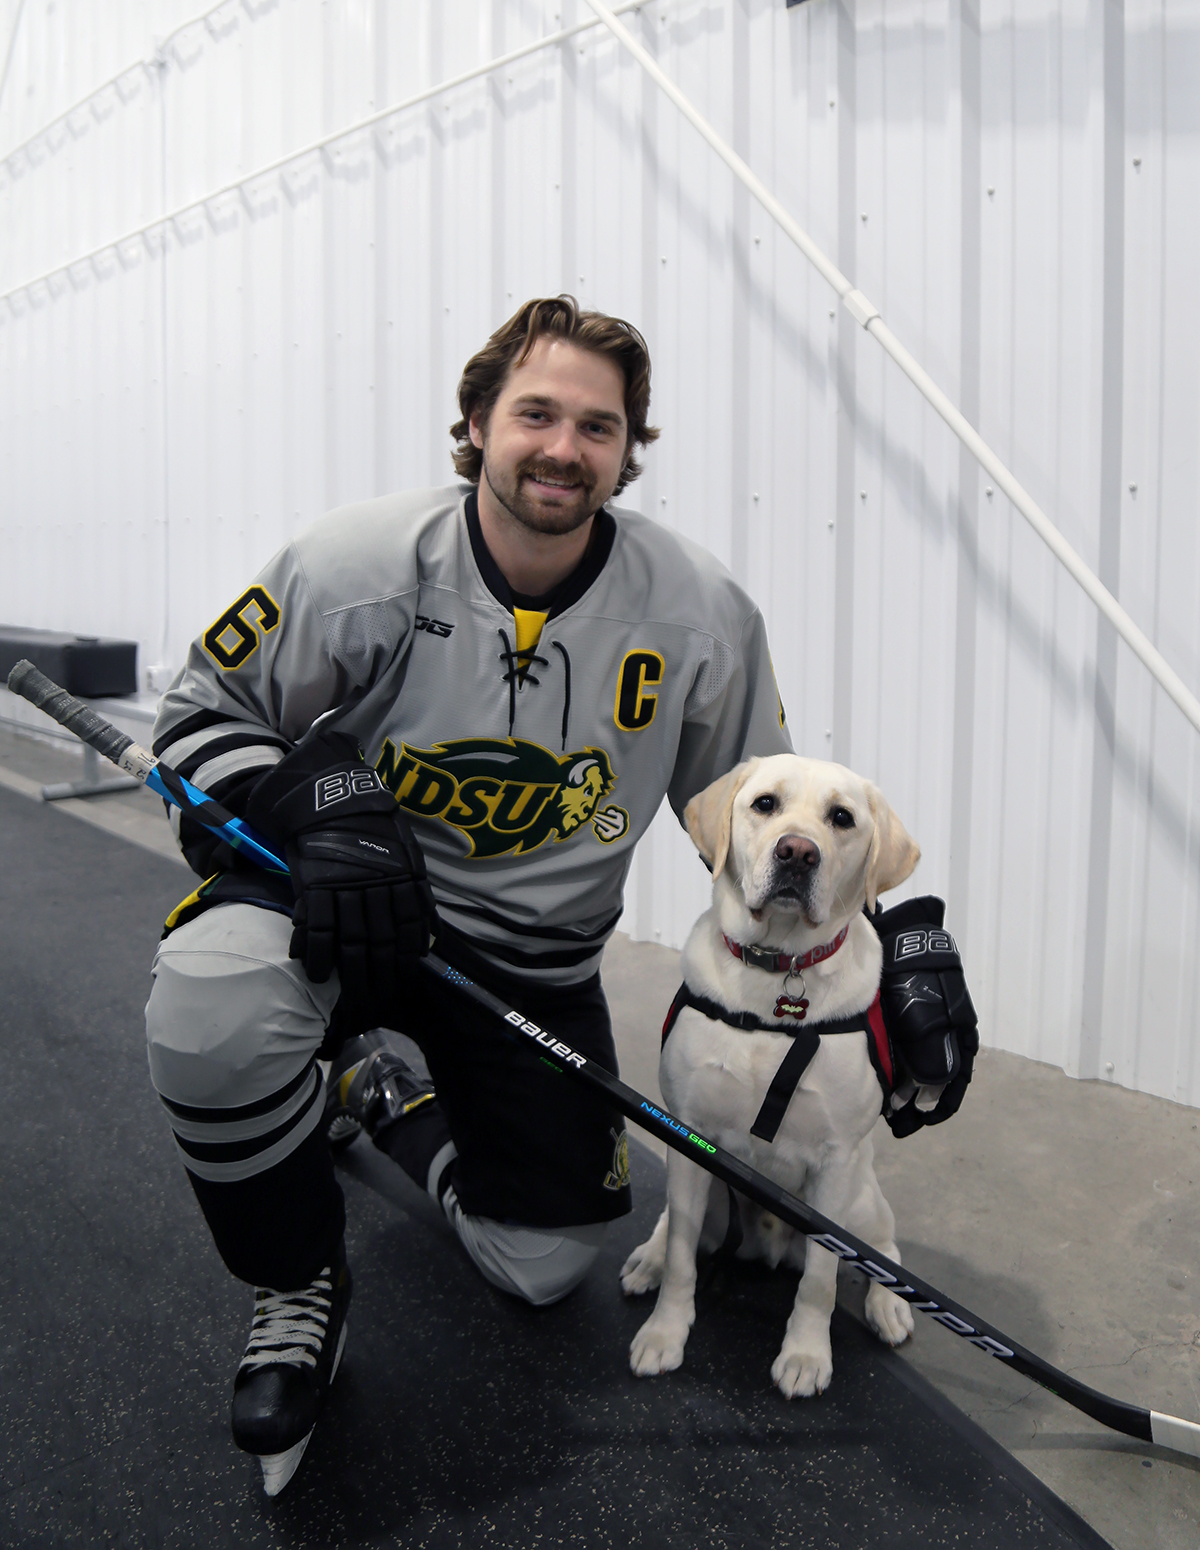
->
[661,983,893,1144]
[865,994,894,1089]
[748,1028,822,1142]
[661,984,772,1045]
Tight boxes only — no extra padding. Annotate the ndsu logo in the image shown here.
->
[603,1128,631,1191]
[374,736,629,858]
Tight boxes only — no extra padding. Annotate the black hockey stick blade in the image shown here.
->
[421,951,1200,1462]
[10,664,1198,1460]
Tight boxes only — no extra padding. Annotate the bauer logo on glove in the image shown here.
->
[893,928,957,963]
[314,768,388,811]
[245,730,438,1013]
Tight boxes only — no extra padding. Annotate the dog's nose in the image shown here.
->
[774,834,820,870]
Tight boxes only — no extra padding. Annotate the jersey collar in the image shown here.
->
[463,489,616,619]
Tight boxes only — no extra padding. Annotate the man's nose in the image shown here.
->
[774,834,821,870]
[542,421,583,463]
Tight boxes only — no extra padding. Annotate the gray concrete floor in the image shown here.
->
[4,723,1199,1548]
[0,724,187,868]
[605,936,1200,1550]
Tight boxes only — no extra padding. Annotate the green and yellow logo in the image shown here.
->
[375,736,630,858]
[603,1128,631,1192]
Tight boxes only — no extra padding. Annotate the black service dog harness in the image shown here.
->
[660,984,894,1144]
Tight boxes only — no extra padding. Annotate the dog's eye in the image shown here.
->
[750,793,777,815]
[828,806,856,829]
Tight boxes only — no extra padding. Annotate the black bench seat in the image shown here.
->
[0,625,138,699]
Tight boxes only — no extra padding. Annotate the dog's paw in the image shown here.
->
[620,1238,665,1296]
[864,1283,914,1347]
[629,1315,690,1376]
[771,1339,833,1399]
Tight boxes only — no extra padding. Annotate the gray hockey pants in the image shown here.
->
[144,903,606,1305]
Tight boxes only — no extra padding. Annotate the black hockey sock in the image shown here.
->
[373,1100,456,1201]
[186,1123,346,1290]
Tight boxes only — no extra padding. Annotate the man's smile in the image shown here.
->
[523,468,587,496]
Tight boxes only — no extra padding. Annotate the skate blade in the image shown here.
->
[256,1323,349,1497]
[331,1318,348,1383]
[259,1433,312,1497]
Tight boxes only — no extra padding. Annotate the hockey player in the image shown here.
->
[144,296,792,1493]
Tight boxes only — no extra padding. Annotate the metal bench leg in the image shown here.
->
[42,743,143,802]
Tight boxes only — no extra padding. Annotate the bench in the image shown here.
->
[0,626,150,800]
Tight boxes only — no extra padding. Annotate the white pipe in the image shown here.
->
[0,0,29,121]
[1,0,223,164]
[0,0,649,304]
[582,0,1200,739]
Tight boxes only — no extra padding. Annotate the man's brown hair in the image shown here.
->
[450,295,660,496]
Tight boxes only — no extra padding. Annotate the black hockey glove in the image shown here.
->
[868,896,979,1139]
[245,731,436,1009]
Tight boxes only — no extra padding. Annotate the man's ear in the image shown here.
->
[469,409,486,451]
[864,783,920,910]
[684,762,755,880]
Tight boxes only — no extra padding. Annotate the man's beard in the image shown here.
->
[481,450,605,536]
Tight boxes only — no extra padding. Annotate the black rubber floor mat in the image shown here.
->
[0,787,1109,1548]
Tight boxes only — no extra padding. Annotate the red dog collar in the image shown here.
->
[722,923,850,977]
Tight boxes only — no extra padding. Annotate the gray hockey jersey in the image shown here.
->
[154,485,792,981]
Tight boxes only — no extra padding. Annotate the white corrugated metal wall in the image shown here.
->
[2,0,1198,1106]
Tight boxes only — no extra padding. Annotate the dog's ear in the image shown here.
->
[684,762,755,879]
[863,783,920,910]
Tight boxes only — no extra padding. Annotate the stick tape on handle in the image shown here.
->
[7,659,288,873]
[6,659,135,766]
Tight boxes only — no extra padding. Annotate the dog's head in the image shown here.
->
[684,755,919,926]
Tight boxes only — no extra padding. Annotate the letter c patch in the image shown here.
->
[614,650,665,732]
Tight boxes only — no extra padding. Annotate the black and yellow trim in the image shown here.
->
[769,651,787,727]
[202,585,281,671]
[464,491,615,619]
[161,870,293,939]
[164,876,219,932]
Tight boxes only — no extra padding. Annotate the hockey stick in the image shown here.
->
[5,660,287,874]
[8,657,1200,1461]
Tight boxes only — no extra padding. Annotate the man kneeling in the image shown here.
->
[145,295,791,1494]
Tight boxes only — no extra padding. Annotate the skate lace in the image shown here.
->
[239,1269,333,1372]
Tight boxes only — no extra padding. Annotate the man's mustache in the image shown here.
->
[518,458,594,491]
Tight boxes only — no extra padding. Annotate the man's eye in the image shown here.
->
[828,806,855,829]
[751,793,777,815]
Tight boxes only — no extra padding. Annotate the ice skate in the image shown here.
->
[231,1243,353,1496]
[324,1030,437,1150]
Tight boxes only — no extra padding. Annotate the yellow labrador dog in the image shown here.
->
[621,754,921,1399]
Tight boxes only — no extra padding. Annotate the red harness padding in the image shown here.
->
[661,984,895,1143]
